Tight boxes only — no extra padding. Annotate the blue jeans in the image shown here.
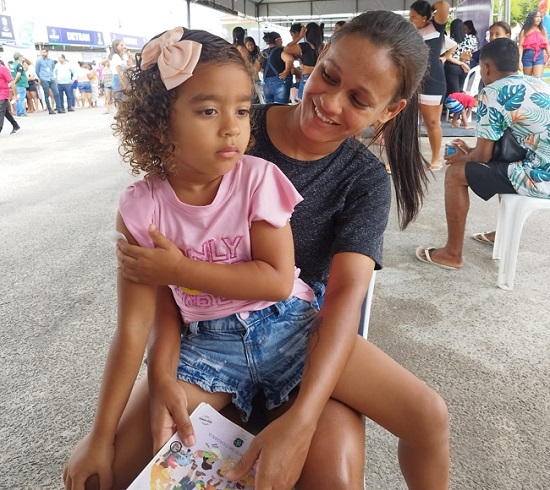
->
[177,296,317,421]
[112,74,124,100]
[40,79,61,111]
[57,83,74,109]
[263,76,292,104]
[298,74,311,100]
[16,86,27,115]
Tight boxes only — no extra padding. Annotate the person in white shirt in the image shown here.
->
[54,54,75,111]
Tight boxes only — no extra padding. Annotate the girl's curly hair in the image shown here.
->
[113,29,253,179]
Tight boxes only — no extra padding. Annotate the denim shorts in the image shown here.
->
[177,296,318,421]
[77,81,92,93]
[522,49,545,68]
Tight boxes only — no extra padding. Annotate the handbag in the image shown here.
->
[492,128,527,163]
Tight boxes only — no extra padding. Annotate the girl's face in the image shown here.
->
[409,9,427,29]
[245,41,255,52]
[534,12,542,25]
[489,26,510,41]
[169,62,252,185]
[299,35,406,146]
[117,42,126,53]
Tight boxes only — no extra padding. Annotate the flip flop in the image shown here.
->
[415,246,460,270]
[472,232,495,245]
[428,163,443,171]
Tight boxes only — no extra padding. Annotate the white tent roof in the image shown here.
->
[194,0,420,21]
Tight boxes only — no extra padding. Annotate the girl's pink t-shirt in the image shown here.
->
[119,155,313,322]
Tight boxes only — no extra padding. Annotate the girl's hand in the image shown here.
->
[518,61,523,72]
[279,70,290,79]
[63,433,114,490]
[149,376,196,453]
[299,26,307,38]
[116,225,184,285]
[226,410,316,490]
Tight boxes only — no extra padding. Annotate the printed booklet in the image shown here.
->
[128,402,255,489]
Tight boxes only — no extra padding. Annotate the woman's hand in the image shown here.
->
[116,225,184,285]
[149,375,196,453]
[518,61,523,72]
[226,410,316,490]
[63,433,114,490]
[460,62,470,73]
[299,26,307,39]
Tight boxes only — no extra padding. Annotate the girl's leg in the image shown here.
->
[532,64,544,78]
[331,337,449,490]
[523,66,533,76]
[420,103,444,170]
[77,376,231,490]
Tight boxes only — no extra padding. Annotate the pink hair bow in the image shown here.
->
[141,26,202,90]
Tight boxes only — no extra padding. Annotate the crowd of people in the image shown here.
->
[0,38,135,135]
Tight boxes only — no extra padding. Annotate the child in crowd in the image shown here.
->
[65,14,449,490]
[445,91,477,129]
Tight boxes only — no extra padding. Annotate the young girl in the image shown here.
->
[518,9,550,78]
[113,11,450,490]
[63,26,316,490]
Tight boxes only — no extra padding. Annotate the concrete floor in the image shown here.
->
[1,107,549,489]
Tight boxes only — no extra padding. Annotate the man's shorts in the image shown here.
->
[465,160,517,201]
[177,296,317,421]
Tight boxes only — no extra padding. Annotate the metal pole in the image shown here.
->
[186,0,191,29]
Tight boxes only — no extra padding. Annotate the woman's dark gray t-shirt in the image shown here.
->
[248,105,391,286]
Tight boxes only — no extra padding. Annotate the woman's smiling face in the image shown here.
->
[298,34,406,145]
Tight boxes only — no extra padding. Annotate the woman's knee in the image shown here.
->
[411,387,449,447]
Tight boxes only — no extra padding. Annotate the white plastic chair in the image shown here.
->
[445,65,482,122]
[358,271,377,338]
[492,194,550,290]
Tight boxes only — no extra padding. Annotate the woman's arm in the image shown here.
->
[227,252,373,487]
[518,32,525,70]
[117,220,296,301]
[432,1,450,25]
[280,51,295,79]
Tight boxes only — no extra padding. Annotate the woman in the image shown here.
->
[463,20,478,44]
[108,11,449,490]
[23,60,40,113]
[232,26,249,61]
[101,59,113,114]
[109,38,129,100]
[260,31,294,104]
[410,0,450,171]
[284,22,324,100]
[444,18,479,96]
[76,62,93,108]
[518,10,550,78]
[244,36,260,65]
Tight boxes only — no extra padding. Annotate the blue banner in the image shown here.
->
[47,26,106,46]
[0,14,16,42]
[109,32,148,50]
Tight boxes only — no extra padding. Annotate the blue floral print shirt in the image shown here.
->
[476,74,550,198]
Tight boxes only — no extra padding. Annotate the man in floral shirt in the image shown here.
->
[416,38,550,270]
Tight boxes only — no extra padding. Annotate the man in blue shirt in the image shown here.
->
[35,48,62,114]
